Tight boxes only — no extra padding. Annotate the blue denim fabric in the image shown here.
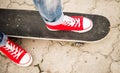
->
[0,32,7,47]
[33,0,63,22]
[0,32,3,43]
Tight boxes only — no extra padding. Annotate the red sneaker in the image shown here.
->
[0,38,32,67]
[46,15,93,33]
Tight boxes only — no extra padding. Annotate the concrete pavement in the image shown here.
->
[0,0,120,73]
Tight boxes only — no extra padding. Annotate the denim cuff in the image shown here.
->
[45,13,64,25]
[0,32,7,47]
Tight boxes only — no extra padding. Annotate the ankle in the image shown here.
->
[45,13,64,26]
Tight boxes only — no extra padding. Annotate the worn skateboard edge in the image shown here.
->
[7,34,110,43]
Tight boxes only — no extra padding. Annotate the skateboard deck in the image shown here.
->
[0,9,110,42]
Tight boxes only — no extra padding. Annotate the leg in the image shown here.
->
[0,32,32,67]
[33,0,63,23]
[33,0,93,33]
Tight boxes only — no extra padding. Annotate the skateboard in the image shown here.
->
[0,9,110,42]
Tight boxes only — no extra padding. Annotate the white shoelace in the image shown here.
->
[63,16,81,27]
[3,41,24,59]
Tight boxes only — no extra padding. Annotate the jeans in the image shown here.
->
[0,32,7,47]
[33,0,63,22]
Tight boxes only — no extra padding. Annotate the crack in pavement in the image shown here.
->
[70,65,74,73]
[7,0,34,8]
[71,42,85,47]
[107,27,120,73]
[71,51,112,73]
[5,62,10,73]
[110,24,120,29]
[34,64,44,73]
[88,0,98,13]
[115,0,120,3]
[109,39,120,62]
[0,52,7,59]
[62,0,70,10]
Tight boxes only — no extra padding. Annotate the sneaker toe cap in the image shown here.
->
[83,17,93,30]
[19,53,32,66]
